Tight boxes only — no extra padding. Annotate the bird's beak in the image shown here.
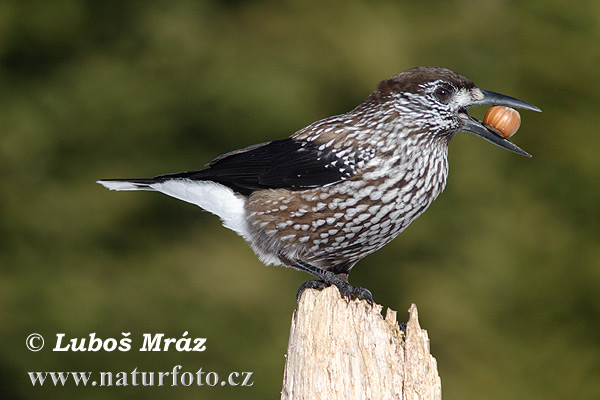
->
[459,89,541,157]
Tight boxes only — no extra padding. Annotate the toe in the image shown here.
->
[353,286,374,306]
[296,279,327,302]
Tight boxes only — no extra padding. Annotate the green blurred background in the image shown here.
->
[1,0,598,399]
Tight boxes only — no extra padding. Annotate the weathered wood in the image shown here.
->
[281,286,441,400]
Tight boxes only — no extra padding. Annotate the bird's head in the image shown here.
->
[373,66,541,157]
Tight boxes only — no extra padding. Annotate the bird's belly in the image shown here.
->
[244,171,446,268]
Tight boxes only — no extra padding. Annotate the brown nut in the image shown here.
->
[483,106,521,139]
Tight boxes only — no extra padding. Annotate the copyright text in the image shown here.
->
[49,332,207,352]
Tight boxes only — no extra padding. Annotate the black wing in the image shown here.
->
[153,138,360,195]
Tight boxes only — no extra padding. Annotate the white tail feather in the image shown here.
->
[98,179,249,238]
[97,180,152,191]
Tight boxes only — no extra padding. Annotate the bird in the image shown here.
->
[98,66,540,304]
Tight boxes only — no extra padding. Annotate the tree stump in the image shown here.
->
[281,286,441,400]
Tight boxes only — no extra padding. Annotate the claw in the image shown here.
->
[296,279,327,302]
[350,285,374,306]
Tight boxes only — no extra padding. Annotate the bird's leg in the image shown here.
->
[292,261,373,305]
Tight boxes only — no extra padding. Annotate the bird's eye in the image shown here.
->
[434,85,454,103]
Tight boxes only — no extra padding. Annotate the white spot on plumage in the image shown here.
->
[314,202,327,211]
[277,221,293,229]
[356,213,370,223]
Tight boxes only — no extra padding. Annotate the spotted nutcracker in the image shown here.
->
[98,66,540,304]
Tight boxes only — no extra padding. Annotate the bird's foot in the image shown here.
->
[291,261,374,305]
[296,278,374,306]
[336,281,374,306]
[296,279,328,302]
